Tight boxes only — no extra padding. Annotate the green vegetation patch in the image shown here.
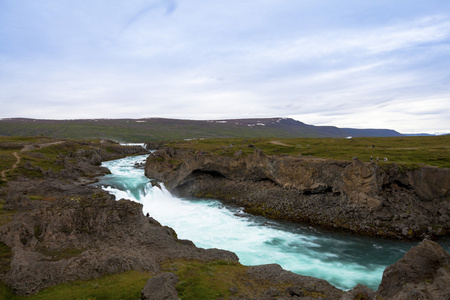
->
[0,242,12,274]
[172,260,245,299]
[0,199,15,227]
[0,136,56,144]
[0,281,16,300]
[32,141,79,158]
[0,153,18,177]
[27,195,44,201]
[0,137,114,180]
[36,247,85,261]
[162,259,293,300]
[0,270,151,300]
[0,137,62,179]
[165,135,450,168]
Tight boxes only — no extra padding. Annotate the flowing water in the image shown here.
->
[95,153,449,291]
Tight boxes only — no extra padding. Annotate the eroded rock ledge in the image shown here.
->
[145,147,450,240]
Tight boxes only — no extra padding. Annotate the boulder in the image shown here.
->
[141,272,179,300]
[247,264,343,299]
[150,180,162,190]
[340,284,375,300]
[377,240,450,300]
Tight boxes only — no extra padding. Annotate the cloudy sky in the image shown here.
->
[1,0,449,134]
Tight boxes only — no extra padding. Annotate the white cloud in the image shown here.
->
[0,1,449,133]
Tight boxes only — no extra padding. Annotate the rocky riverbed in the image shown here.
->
[0,140,448,299]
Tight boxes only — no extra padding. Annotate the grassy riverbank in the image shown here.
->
[163,135,450,168]
[0,136,143,184]
[0,271,151,300]
[0,259,325,299]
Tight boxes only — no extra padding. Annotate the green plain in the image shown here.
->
[165,135,450,168]
[0,271,151,300]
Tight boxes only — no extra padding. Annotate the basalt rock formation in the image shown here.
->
[145,147,450,240]
[1,140,449,298]
[2,188,237,295]
[377,239,450,300]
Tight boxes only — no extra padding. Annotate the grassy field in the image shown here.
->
[164,135,450,168]
[0,259,323,300]
[161,259,294,300]
[0,136,125,184]
[0,271,151,300]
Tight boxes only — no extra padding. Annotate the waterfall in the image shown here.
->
[96,154,423,291]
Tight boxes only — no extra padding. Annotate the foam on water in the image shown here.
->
[96,154,424,291]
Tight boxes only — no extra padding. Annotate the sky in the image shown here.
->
[1,0,449,134]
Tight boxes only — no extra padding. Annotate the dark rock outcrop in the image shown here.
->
[341,284,376,300]
[1,189,238,295]
[247,264,344,299]
[145,148,450,239]
[377,240,450,300]
[141,272,180,300]
[135,242,447,299]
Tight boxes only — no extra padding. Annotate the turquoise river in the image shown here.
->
[95,153,450,291]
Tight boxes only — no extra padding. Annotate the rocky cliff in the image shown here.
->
[145,147,450,240]
[0,140,238,295]
[0,139,448,298]
[1,186,237,295]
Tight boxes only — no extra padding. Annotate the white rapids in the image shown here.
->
[96,154,427,291]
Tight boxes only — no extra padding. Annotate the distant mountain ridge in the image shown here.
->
[216,118,402,137]
[0,117,403,142]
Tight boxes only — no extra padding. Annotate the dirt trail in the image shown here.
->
[21,141,65,152]
[1,152,20,181]
[1,141,65,181]
[270,140,291,146]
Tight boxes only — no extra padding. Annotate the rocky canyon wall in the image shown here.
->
[145,147,450,239]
